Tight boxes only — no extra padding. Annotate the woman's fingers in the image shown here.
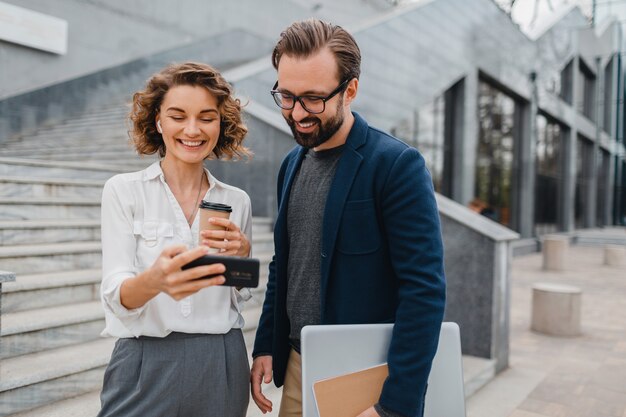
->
[160,244,189,259]
[168,246,210,271]
[167,262,226,284]
[167,275,226,300]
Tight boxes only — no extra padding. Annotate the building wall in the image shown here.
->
[0,0,393,100]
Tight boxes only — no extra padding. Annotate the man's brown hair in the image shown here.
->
[272,19,361,83]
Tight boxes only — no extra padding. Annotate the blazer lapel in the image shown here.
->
[319,113,368,314]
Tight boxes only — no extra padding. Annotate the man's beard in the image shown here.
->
[285,103,344,149]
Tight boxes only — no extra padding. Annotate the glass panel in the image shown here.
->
[597,150,610,227]
[604,58,613,134]
[474,81,516,227]
[577,61,596,121]
[560,60,573,105]
[621,162,626,225]
[575,136,593,228]
[391,94,445,193]
[535,114,562,235]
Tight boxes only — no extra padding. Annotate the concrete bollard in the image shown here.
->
[604,245,626,267]
[542,235,569,271]
[531,283,581,336]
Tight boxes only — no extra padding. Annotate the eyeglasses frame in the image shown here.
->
[270,79,350,114]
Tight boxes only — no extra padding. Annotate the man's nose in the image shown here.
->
[291,99,310,121]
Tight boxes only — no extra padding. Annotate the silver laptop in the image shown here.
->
[301,322,466,417]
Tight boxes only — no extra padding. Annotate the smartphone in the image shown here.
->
[182,255,259,288]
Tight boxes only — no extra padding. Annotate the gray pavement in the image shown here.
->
[468,234,626,417]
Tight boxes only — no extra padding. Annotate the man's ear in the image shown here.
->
[343,78,358,106]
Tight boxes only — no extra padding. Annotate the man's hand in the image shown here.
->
[251,355,273,413]
[356,406,382,417]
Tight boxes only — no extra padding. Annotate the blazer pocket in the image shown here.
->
[337,199,380,255]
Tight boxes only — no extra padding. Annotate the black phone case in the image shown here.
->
[182,255,260,288]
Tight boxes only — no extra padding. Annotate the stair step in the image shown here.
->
[9,391,102,417]
[252,217,273,235]
[1,301,104,359]
[0,176,104,198]
[0,197,101,220]
[0,219,101,245]
[1,136,130,151]
[0,157,133,179]
[0,241,102,274]
[2,269,101,313]
[0,338,115,416]
[0,143,132,155]
[252,232,274,254]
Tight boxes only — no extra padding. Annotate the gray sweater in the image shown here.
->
[286,145,343,352]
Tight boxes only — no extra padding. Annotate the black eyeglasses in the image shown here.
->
[270,79,349,114]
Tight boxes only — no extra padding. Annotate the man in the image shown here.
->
[251,19,446,417]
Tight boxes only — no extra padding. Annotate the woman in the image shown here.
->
[98,62,252,417]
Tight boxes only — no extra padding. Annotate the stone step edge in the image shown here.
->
[0,175,105,187]
[1,301,104,336]
[0,157,133,173]
[2,269,102,293]
[0,219,101,229]
[0,241,102,258]
[0,197,101,205]
[0,338,116,392]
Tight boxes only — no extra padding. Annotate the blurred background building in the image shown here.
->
[1,0,624,236]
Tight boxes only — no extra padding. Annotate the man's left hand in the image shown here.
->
[356,406,381,417]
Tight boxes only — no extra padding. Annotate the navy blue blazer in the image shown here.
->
[253,112,446,417]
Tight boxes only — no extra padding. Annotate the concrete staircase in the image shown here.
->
[0,105,276,416]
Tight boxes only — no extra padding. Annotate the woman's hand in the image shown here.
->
[200,217,251,257]
[120,244,226,308]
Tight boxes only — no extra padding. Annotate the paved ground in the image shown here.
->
[468,241,626,417]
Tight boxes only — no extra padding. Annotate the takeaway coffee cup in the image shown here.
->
[198,201,232,252]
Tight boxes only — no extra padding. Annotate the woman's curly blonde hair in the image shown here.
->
[130,62,250,160]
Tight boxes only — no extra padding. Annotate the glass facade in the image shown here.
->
[575,136,593,228]
[560,60,573,105]
[475,81,516,227]
[597,149,611,227]
[535,114,563,235]
[622,162,626,224]
[391,94,448,194]
[604,58,614,134]
[577,60,596,121]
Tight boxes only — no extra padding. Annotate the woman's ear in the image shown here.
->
[156,119,162,133]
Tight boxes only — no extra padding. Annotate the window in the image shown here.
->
[597,149,611,227]
[560,60,573,105]
[575,136,593,228]
[577,60,596,121]
[474,81,517,227]
[390,84,456,196]
[604,58,614,134]
[535,114,563,235]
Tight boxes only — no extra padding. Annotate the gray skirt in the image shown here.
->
[98,329,249,417]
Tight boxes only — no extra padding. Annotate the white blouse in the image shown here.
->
[100,161,253,338]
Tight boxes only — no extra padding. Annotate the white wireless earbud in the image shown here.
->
[157,120,162,133]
